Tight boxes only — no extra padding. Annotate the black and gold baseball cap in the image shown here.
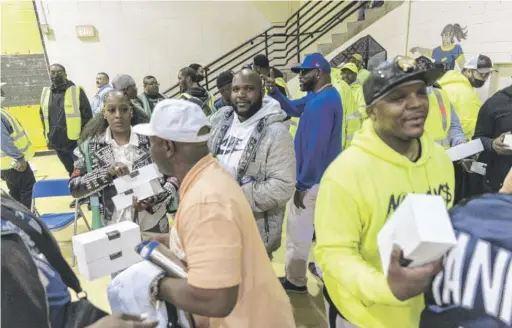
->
[363,56,445,105]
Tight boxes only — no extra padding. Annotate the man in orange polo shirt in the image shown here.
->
[134,99,295,328]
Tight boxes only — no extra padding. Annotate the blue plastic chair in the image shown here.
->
[31,179,91,265]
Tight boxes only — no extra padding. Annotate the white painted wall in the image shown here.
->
[36,0,273,98]
[320,0,512,101]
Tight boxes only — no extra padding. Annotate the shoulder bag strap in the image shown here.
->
[2,207,83,294]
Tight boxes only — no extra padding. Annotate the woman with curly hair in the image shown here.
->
[69,89,178,232]
[411,23,468,70]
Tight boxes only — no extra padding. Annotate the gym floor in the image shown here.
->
[1,154,328,328]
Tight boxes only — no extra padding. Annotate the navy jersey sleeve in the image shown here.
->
[1,234,51,328]
[421,194,512,328]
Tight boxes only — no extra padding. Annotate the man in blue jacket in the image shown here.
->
[265,53,343,293]
[420,168,512,328]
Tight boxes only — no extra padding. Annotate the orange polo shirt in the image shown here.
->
[168,154,295,328]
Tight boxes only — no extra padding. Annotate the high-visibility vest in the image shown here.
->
[292,81,357,149]
[179,92,215,116]
[333,80,359,150]
[40,86,82,141]
[0,108,35,170]
[424,87,452,149]
[264,77,290,97]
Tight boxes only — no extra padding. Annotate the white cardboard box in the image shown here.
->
[112,179,163,210]
[504,134,512,149]
[113,163,163,194]
[470,161,487,176]
[72,221,142,280]
[446,139,484,161]
[377,194,457,276]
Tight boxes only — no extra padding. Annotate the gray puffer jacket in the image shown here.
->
[208,97,296,254]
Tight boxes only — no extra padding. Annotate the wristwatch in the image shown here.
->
[149,272,166,302]
[149,272,166,303]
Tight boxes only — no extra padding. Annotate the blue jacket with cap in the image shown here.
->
[421,193,512,328]
[270,87,342,190]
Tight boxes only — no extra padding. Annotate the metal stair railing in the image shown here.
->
[163,0,369,98]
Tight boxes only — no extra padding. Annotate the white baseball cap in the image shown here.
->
[464,54,498,74]
[133,99,211,143]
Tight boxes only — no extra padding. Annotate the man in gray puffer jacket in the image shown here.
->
[208,69,296,257]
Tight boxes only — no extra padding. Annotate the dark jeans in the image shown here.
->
[1,165,36,209]
[55,147,77,177]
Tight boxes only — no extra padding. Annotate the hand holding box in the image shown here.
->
[378,194,456,277]
[113,163,163,194]
[504,134,512,149]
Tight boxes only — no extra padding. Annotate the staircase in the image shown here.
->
[316,1,404,57]
[162,0,404,98]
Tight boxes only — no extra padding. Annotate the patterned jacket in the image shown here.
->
[69,132,178,231]
[208,100,296,254]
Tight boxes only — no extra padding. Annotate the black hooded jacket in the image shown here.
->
[473,85,512,192]
[187,86,210,104]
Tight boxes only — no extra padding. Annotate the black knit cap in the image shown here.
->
[253,54,270,68]
[216,71,234,89]
[363,56,445,105]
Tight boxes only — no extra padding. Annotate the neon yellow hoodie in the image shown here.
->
[315,119,455,328]
[437,70,482,140]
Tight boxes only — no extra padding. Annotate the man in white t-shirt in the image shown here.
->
[208,69,296,257]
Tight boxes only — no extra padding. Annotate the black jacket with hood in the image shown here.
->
[41,80,93,151]
[473,85,512,192]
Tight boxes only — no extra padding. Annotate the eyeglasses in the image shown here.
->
[145,82,160,86]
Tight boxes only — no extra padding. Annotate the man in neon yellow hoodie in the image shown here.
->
[315,56,455,328]
[437,54,497,140]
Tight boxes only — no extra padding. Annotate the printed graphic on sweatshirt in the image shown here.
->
[219,135,246,154]
[386,183,452,215]
[427,231,512,326]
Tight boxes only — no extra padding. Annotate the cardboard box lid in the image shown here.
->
[112,179,164,210]
[72,221,141,263]
[114,163,163,194]
[76,243,142,281]
[446,139,484,161]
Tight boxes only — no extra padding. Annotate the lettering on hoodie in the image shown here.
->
[430,232,512,325]
[386,183,453,215]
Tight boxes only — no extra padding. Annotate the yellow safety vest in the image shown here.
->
[1,108,35,170]
[178,92,215,116]
[292,80,357,150]
[40,86,82,142]
[343,82,368,150]
[264,77,290,97]
[330,68,365,149]
[335,81,359,150]
[424,87,452,149]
